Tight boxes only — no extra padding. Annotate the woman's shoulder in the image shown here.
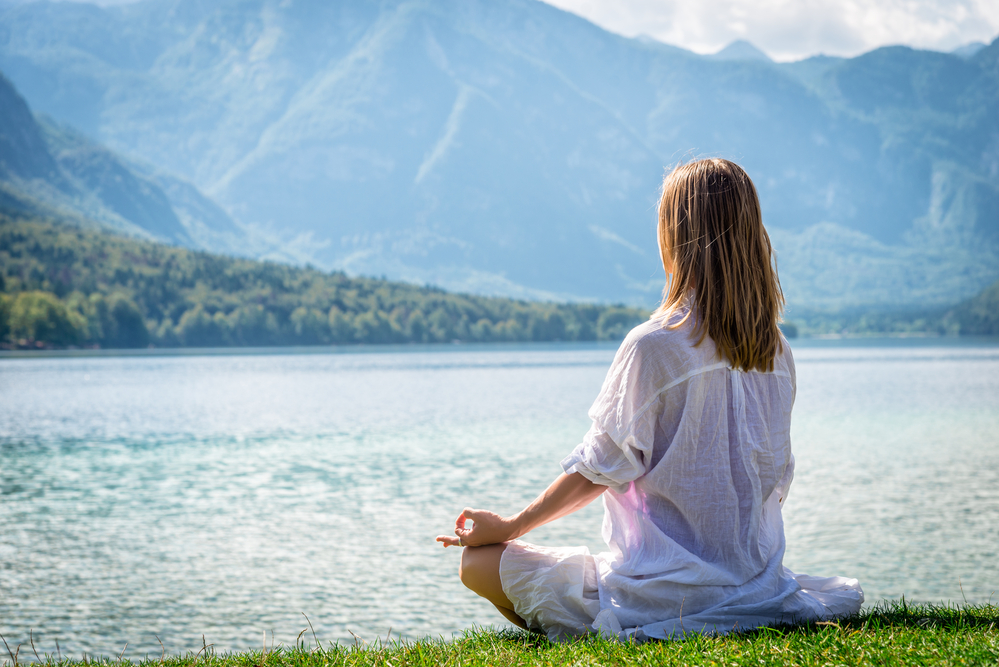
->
[773,334,796,379]
[616,312,716,374]
[620,312,793,379]
[623,317,693,352]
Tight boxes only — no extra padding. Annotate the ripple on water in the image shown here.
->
[0,342,997,657]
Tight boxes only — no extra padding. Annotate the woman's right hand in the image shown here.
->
[435,507,519,548]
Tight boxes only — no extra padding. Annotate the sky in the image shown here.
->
[540,0,999,61]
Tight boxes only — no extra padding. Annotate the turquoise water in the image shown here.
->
[1,340,997,658]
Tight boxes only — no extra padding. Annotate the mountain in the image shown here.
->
[0,70,269,254]
[710,40,772,62]
[952,42,987,59]
[0,70,60,184]
[0,0,997,310]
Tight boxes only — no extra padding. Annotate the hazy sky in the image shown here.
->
[540,0,999,61]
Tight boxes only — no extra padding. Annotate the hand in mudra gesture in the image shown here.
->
[436,508,517,548]
[436,473,605,548]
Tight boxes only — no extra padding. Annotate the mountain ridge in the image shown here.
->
[0,0,997,309]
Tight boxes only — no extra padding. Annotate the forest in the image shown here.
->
[0,215,649,349]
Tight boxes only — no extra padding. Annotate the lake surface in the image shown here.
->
[1,340,997,658]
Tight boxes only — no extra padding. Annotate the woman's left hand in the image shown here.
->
[435,508,518,548]
[436,473,604,549]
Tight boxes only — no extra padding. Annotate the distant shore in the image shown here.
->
[3,334,999,360]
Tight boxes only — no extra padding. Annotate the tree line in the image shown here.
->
[0,216,649,349]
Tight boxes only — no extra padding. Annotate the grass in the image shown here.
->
[3,601,997,667]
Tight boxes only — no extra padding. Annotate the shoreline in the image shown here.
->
[4,602,996,666]
[2,335,999,360]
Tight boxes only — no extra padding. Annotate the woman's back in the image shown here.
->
[564,310,801,630]
[653,318,795,571]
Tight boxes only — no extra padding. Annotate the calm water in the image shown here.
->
[1,340,997,658]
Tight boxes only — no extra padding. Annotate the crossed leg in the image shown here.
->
[459,543,528,629]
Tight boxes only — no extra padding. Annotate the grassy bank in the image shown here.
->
[5,602,997,667]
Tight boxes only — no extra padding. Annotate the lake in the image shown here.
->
[1,339,997,659]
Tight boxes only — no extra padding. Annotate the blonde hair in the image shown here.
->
[654,158,785,372]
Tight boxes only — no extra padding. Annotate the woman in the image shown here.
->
[436,159,863,641]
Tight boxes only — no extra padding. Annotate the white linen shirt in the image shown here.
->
[560,311,811,635]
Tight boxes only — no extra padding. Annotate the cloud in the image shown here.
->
[540,0,999,61]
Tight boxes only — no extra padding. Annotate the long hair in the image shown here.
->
[653,158,785,372]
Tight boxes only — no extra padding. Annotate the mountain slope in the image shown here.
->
[0,70,270,254]
[38,113,193,244]
[1,0,997,309]
[0,69,62,183]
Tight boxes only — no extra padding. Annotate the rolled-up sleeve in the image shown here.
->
[561,328,666,492]
[561,422,648,493]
